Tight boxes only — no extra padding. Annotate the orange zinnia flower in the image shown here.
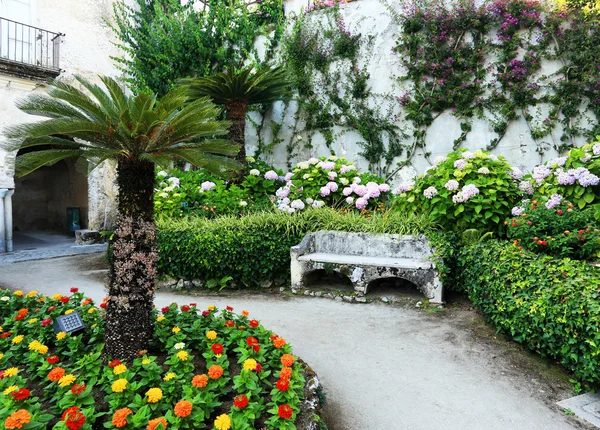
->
[273,337,286,348]
[191,374,208,388]
[280,367,293,380]
[208,365,223,379]
[112,408,132,428]
[174,400,192,418]
[281,354,294,367]
[147,417,168,430]
[4,409,31,429]
[48,367,66,381]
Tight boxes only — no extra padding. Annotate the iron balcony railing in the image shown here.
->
[0,17,63,72]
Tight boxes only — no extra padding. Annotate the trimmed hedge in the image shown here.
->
[157,209,435,287]
[456,240,600,386]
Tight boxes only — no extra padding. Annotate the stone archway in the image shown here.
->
[302,268,355,292]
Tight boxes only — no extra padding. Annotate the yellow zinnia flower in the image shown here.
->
[52,293,62,300]
[176,351,189,361]
[142,358,151,365]
[13,290,23,297]
[214,414,231,430]
[56,332,67,341]
[58,374,76,387]
[65,309,74,315]
[88,307,97,314]
[3,385,18,395]
[171,326,181,333]
[243,358,257,371]
[113,364,127,375]
[38,344,48,354]
[112,378,128,393]
[26,291,37,298]
[146,387,162,403]
[163,372,175,381]
[206,330,217,340]
[207,305,215,310]
[27,318,38,324]
[0,353,4,360]
[4,367,19,377]
[157,316,165,322]
[12,335,24,344]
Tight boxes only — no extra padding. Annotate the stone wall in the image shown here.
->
[246,0,590,181]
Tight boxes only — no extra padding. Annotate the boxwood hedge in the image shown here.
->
[456,240,600,386]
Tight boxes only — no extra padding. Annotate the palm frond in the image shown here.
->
[14,149,84,177]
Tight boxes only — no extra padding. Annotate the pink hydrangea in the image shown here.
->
[355,198,368,210]
[354,185,368,197]
[378,184,391,193]
[264,170,279,180]
[320,186,331,197]
[343,187,353,196]
[327,182,339,192]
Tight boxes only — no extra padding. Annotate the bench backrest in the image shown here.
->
[311,231,432,259]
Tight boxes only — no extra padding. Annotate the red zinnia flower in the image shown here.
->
[70,288,79,293]
[161,306,169,313]
[246,336,259,347]
[100,302,106,309]
[190,303,197,307]
[226,306,233,311]
[278,404,293,419]
[202,310,209,317]
[41,318,52,326]
[211,343,224,355]
[60,297,70,303]
[71,384,86,395]
[62,406,86,430]
[108,359,121,369]
[255,362,262,373]
[11,388,30,401]
[1,332,12,339]
[276,378,290,391]
[181,305,190,312]
[47,355,60,364]
[234,394,248,409]
[253,344,260,353]
[14,315,24,321]
[225,320,235,328]
[249,319,259,328]
[48,306,56,311]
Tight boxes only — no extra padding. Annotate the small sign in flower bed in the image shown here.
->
[0,289,322,430]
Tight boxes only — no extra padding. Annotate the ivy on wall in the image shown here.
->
[110,0,286,96]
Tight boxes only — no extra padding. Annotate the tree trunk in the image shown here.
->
[104,158,157,360]
[226,99,249,170]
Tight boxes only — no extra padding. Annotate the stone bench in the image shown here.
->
[290,231,443,304]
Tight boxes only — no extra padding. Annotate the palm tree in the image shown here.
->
[181,65,292,166]
[2,75,238,360]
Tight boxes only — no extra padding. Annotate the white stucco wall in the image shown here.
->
[246,0,589,181]
[0,0,122,229]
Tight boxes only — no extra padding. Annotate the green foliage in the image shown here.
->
[507,200,600,259]
[456,240,600,387]
[281,6,404,172]
[110,0,286,96]
[154,159,282,218]
[156,209,436,285]
[392,149,521,232]
[523,138,600,211]
[1,75,238,176]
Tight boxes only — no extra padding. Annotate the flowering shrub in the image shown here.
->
[154,158,283,218]
[392,149,521,231]
[274,156,391,213]
[0,289,310,429]
[506,199,600,259]
[304,0,347,14]
[520,138,600,211]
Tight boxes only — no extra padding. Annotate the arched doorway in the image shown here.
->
[11,148,88,250]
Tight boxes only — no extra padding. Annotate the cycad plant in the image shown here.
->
[2,75,238,359]
[181,65,292,165]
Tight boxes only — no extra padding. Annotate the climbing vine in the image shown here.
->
[110,0,286,96]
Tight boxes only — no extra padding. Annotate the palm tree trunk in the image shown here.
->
[104,158,157,360]
[226,100,249,166]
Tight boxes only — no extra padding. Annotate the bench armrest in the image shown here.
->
[291,233,314,258]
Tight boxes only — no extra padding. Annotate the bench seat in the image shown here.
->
[297,253,434,270]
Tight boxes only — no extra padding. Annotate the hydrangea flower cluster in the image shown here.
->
[275,155,391,213]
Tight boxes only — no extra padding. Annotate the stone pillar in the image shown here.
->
[4,189,14,252]
[0,189,6,253]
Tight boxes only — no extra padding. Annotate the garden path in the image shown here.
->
[0,253,586,430]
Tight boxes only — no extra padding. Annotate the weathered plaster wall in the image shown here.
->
[247,0,587,182]
[0,0,121,231]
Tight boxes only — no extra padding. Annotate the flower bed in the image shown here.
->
[0,289,321,429]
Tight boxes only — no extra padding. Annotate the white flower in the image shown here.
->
[308,158,319,165]
[328,172,338,179]
[249,169,260,176]
[287,208,296,214]
[340,178,349,185]
[297,162,310,170]
[305,198,314,204]
[478,167,490,175]
[291,200,305,210]
[240,200,248,207]
[157,171,168,177]
[433,156,447,165]
[174,342,186,350]
[423,186,438,199]
[328,155,338,161]
[312,200,325,208]
[346,196,354,204]
[353,177,361,184]
[0,296,9,301]
[158,192,168,198]
[167,177,180,187]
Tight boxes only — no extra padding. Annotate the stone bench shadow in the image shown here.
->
[291,231,444,304]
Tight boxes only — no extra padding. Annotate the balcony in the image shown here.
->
[0,17,63,82]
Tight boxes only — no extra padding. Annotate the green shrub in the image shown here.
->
[154,159,283,218]
[456,240,600,386]
[521,138,600,211]
[507,199,600,259]
[392,149,521,233]
[157,209,436,286]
